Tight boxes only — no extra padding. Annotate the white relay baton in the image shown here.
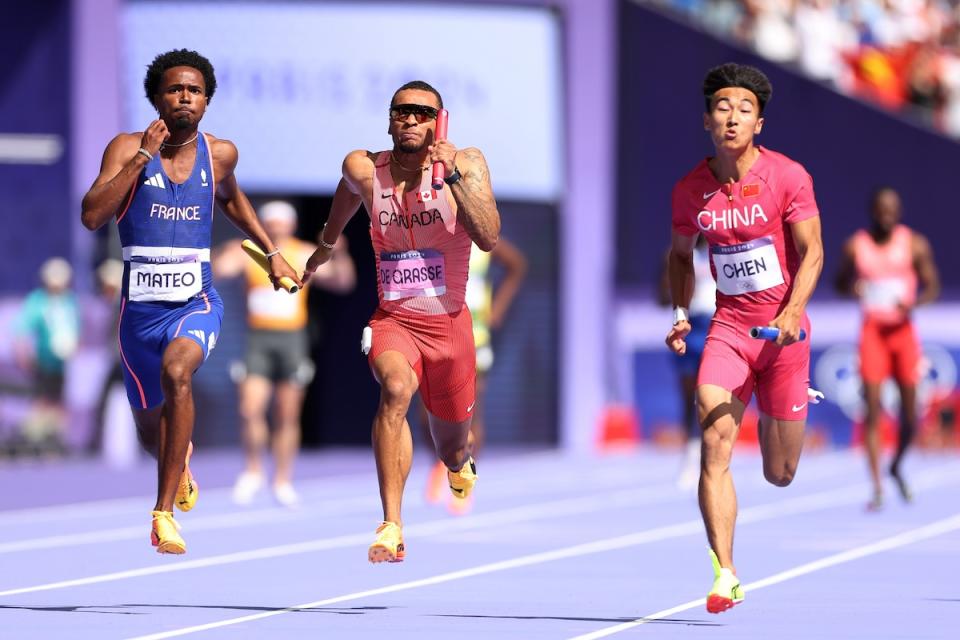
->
[361,326,372,355]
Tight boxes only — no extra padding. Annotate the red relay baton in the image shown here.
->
[431,108,449,190]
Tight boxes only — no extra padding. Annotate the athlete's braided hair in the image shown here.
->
[144,49,217,105]
[702,63,772,114]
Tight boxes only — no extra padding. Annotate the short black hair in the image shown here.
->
[144,49,217,106]
[391,80,443,109]
[703,63,772,113]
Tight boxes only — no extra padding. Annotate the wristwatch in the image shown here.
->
[444,167,462,185]
[672,306,689,325]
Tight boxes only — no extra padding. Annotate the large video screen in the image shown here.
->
[121,1,564,200]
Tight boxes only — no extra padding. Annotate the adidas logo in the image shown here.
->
[187,329,205,343]
[143,172,165,189]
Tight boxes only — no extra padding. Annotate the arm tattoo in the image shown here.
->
[450,148,500,247]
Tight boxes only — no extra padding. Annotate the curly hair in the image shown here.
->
[143,49,217,105]
[702,63,772,114]
[390,80,443,109]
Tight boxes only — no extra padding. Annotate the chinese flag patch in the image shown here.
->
[742,184,761,198]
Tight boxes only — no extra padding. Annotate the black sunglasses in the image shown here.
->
[389,103,439,124]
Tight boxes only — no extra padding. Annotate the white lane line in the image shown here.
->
[0,467,676,555]
[0,448,855,526]
[0,482,681,597]
[0,450,632,527]
[0,508,311,554]
[565,512,960,640]
[0,449,855,549]
[123,507,960,639]
[4,460,951,598]
[4,462,955,598]
[0,475,366,527]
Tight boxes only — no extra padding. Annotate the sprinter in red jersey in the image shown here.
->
[304,81,500,564]
[666,63,824,613]
[835,187,940,511]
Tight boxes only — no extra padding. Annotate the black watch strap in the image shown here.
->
[443,167,462,185]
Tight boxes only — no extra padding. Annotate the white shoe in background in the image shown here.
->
[232,471,265,505]
[273,482,301,508]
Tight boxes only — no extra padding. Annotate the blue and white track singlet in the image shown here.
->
[116,133,224,409]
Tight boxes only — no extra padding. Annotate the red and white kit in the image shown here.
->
[672,147,819,419]
[853,225,920,385]
[366,151,476,422]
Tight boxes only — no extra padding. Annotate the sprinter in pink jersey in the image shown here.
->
[835,187,940,511]
[666,63,824,613]
[304,81,500,563]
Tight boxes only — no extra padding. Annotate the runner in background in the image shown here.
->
[835,186,940,510]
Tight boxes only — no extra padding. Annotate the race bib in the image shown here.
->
[379,249,446,300]
[248,285,300,319]
[862,278,907,311]
[711,237,784,295]
[128,257,202,302]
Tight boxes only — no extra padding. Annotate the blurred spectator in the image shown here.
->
[12,257,80,455]
[213,200,355,507]
[749,0,800,63]
[89,259,130,459]
[649,0,960,140]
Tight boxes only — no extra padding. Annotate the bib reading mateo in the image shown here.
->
[369,151,470,315]
[671,147,819,309]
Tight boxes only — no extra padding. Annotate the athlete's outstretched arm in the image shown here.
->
[772,215,823,345]
[430,144,500,251]
[912,232,940,307]
[304,160,366,278]
[81,122,168,230]
[665,231,698,355]
[305,235,356,293]
[213,140,302,289]
[668,232,698,311]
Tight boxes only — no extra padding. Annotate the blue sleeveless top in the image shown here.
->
[119,133,217,301]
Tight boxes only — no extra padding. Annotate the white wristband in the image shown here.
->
[673,306,689,325]
[318,223,336,250]
[264,248,281,259]
[137,147,153,162]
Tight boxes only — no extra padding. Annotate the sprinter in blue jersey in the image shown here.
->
[81,49,301,554]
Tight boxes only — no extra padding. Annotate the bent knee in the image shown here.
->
[380,375,415,406]
[161,362,193,391]
[702,422,737,451]
[764,465,796,487]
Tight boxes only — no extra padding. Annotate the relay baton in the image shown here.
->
[431,108,449,190]
[240,239,299,293]
[749,326,807,341]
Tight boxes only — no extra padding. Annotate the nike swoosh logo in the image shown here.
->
[703,189,720,199]
[466,402,476,413]
[792,403,807,412]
